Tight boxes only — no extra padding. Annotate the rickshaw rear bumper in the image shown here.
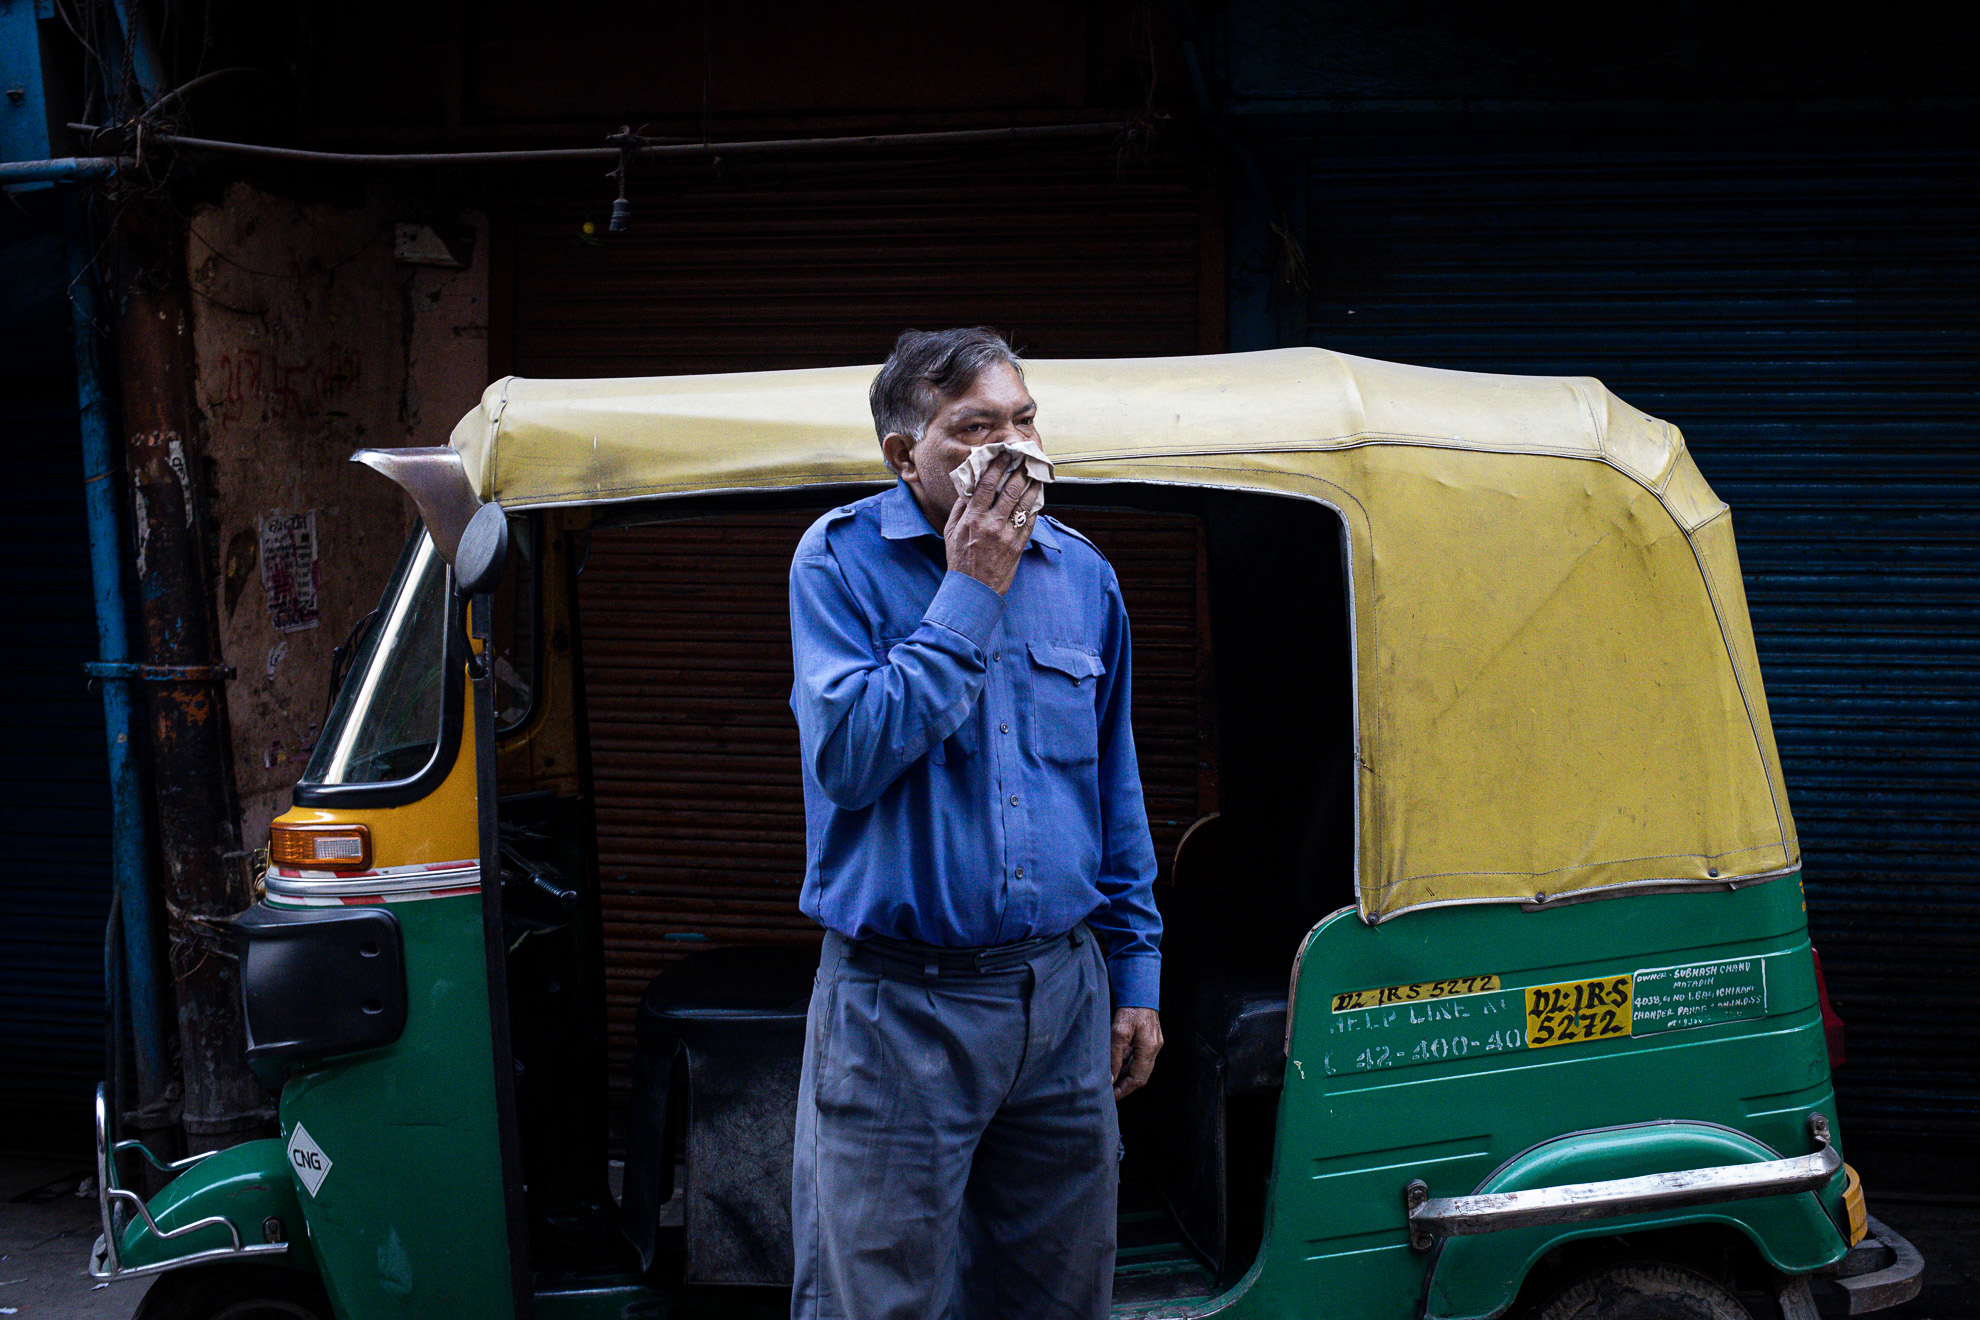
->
[1823,1216,1925,1314]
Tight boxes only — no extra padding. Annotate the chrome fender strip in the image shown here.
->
[1406,1113,1840,1250]
[264,861,480,903]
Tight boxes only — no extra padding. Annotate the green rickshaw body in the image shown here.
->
[102,872,518,1317]
[1244,878,1849,1320]
[269,892,514,1320]
[95,348,1921,1320]
[111,882,1858,1320]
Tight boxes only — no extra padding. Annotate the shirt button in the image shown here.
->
[992,650,1001,662]
[1010,794,1020,806]
[1015,866,1025,879]
[1000,722,1010,734]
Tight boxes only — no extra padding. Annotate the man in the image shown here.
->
[787,327,1163,1319]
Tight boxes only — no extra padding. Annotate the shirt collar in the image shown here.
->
[879,478,1060,555]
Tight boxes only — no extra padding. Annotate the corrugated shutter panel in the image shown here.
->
[580,508,1211,1112]
[1300,148,1980,1186]
[0,225,113,1154]
[512,145,1217,1114]
[504,145,1217,374]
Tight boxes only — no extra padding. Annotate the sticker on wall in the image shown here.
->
[287,1122,333,1197]
[260,510,321,633]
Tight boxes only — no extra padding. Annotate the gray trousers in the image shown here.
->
[791,926,1119,1320]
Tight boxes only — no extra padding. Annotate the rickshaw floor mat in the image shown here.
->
[575,1187,1214,1309]
[1114,1161,1220,1305]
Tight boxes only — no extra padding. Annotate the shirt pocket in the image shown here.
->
[1025,641,1105,765]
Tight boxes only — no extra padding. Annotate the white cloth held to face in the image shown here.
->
[948,439,1055,519]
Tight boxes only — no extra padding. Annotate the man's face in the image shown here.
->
[884,362,1040,525]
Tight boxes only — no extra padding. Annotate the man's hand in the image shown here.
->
[1110,1007,1163,1099]
[944,452,1038,595]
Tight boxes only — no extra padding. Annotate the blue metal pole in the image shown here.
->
[0,157,130,186]
[66,213,170,1101]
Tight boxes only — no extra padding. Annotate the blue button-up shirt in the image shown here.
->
[788,480,1162,1008]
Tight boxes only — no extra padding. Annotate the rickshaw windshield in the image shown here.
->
[302,532,449,787]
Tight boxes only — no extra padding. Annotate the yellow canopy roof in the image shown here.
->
[449,347,1798,921]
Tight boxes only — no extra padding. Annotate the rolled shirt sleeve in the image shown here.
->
[789,556,1005,810]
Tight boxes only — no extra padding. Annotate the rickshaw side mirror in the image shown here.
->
[455,501,510,597]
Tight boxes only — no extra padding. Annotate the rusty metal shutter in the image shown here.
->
[1298,147,1980,1190]
[512,142,1219,1110]
[499,144,1220,376]
[580,508,1212,1110]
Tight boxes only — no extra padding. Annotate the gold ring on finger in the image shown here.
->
[1011,508,1029,528]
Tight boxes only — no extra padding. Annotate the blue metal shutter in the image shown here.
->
[1297,148,1980,1190]
[0,224,114,1155]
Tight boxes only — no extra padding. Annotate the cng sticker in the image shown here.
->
[287,1123,333,1198]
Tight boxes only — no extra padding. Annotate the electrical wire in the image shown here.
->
[109,119,1132,170]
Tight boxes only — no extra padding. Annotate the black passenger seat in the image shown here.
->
[1146,814,1295,1278]
[1189,964,1291,1099]
[620,944,818,1285]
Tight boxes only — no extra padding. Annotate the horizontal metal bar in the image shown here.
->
[264,862,479,898]
[84,661,237,682]
[90,1234,289,1284]
[1406,1115,1839,1248]
[0,156,132,184]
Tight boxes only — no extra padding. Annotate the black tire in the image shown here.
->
[133,1264,333,1320]
[1528,1260,1754,1320]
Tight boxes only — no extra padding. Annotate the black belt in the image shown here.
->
[848,926,1084,978]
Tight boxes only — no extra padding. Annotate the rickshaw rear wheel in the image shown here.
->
[1528,1260,1753,1320]
[133,1263,332,1320]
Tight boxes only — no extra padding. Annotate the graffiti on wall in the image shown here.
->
[210,343,363,427]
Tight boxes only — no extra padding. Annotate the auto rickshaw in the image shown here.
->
[90,347,1925,1320]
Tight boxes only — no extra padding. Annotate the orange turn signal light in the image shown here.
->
[269,822,372,871]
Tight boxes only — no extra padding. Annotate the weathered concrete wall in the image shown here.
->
[186,183,488,849]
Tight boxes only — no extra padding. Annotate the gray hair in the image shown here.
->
[869,327,1022,445]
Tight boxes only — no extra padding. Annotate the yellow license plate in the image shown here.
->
[1331,974,1501,1013]
[1524,976,1633,1049]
